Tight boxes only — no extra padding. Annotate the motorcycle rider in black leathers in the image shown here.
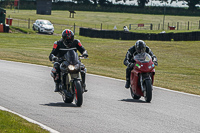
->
[123,40,158,89]
[49,29,88,92]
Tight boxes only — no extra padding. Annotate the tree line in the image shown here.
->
[1,0,199,11]
[54,0,199,10]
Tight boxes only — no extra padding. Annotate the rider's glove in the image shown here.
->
[128,63,134,68]
[82,50,88,58]
[152,55,158,66]
[153,61,158,66]
[52,55,58,62]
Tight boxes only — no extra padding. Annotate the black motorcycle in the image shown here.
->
[54,48,87,107]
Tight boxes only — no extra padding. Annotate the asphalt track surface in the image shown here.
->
[0,60,200,133]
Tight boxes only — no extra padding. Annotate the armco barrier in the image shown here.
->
[79,28,200,41]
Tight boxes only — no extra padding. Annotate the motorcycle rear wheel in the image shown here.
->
[74,81,83,107]
[143,79,152,102]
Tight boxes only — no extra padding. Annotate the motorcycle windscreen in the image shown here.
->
[134,53,151,63]
[64,50,79,65]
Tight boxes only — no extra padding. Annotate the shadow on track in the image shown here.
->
[120,98,147,103]
[40,102,78,107]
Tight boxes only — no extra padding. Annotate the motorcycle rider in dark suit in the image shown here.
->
[49,29,88,92]
[123,40,158,89]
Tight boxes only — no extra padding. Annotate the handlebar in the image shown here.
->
[52,56,88,63]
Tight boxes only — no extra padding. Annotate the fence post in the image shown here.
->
[101,23,102,30]
[168,23,169,30]
[28,18,30,29]
[129,24,131,30]
[74,23,75,34]
[188,21,189,30]
[177,22,179,30]
[150,24,153,30]
[199,20,200,29]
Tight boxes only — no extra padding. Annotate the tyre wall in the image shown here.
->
[79,28,200,41]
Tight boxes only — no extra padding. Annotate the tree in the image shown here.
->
[170,0,199,10]
[137,0,149,8]
[98,0,111,6]
[75,0,93,4]
[91,0,97,5]
[185,0,199,10]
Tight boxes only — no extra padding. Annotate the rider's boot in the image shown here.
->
[125,80,130,89]
[54,83,60,92]
[125,66,131,89]
[81,70,88,92]
[83,83,88,92]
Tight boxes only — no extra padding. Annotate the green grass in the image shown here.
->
[10,26,37,34]
[0,110,49,133]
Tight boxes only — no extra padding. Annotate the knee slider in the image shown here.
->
[54,62,60,68]
[50,68,56,78]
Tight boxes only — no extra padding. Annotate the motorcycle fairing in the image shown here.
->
[130,53,155,97]
[64,50,79,65]
[131,69,144,96]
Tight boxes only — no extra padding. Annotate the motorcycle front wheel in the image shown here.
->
[73,81,83,107]
[143,79,152,103]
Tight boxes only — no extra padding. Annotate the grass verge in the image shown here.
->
[10,26,37,34]
[0,110,49,133]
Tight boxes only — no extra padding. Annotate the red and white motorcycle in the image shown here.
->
[130,53,157,102]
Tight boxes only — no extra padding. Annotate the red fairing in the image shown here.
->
[130,53,155,98]
[130,69,143,96]
[53,44,57,49]
[135,60,154,73]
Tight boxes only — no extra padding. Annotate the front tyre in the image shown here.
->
[143,79,152,102]
[74,81,83,107]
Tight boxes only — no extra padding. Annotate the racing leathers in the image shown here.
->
[123,45,157,88]
[49,38,88,92]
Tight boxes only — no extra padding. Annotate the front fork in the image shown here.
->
[68,72,82,94]
[140,73,152,92]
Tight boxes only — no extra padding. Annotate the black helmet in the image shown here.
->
[135,40,146,53]
[62,29,74,45]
